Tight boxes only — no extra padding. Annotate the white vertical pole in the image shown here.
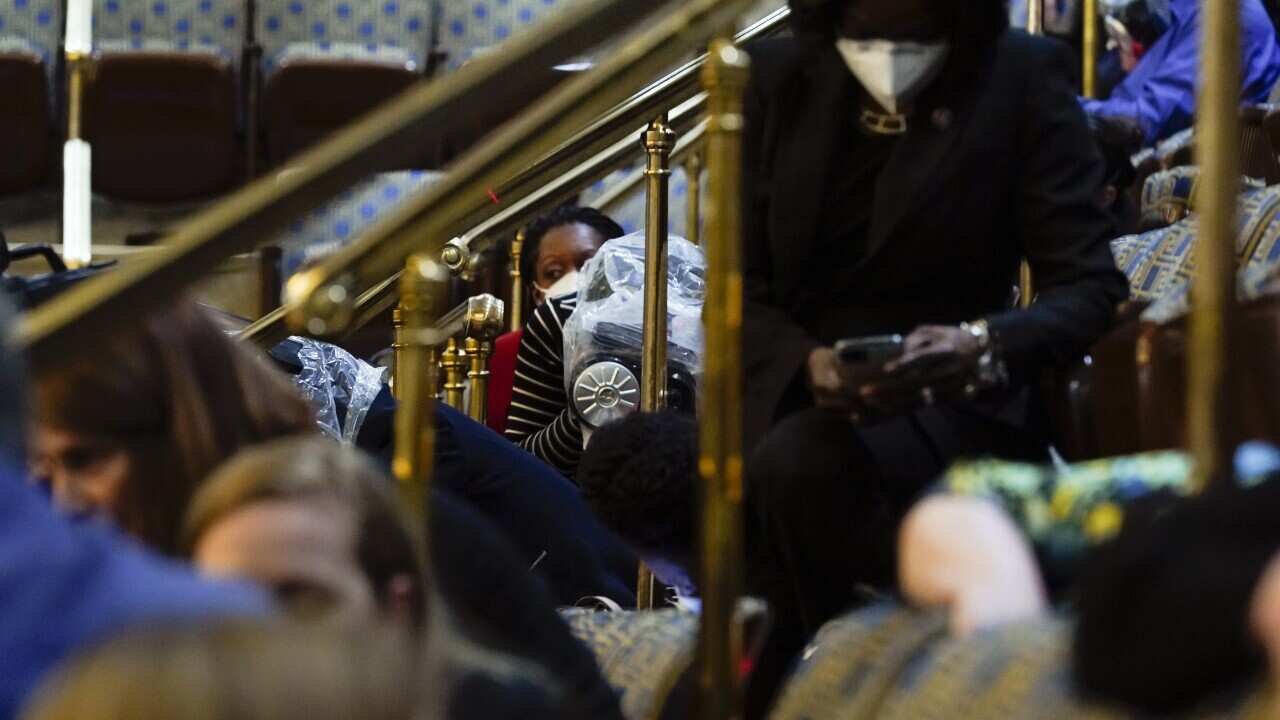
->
[62,0,93,268]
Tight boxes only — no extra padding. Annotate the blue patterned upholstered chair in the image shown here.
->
[274,170,442,285]
[83,0,244,201]
[0,0,62,194]
[257,0,430,166]
[435,0,564,72]
[769,605,1266,720]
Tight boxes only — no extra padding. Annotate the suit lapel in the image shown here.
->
[865,59,979,265]
[769,48,848,299]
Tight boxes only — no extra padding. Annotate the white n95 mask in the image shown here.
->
[834,39,949,115]
[534,270,581,301]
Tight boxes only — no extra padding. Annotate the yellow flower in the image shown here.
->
[1084,502,1124,542]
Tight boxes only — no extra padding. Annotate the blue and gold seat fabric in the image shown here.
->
[435,0,567,71]
[769,605,1267,720]
[0,0,62,87]
[93,0,243,59]
[258,0,431,74]
[276,170,442,282]
[1113,184,1280,312]
[561,608,697,720]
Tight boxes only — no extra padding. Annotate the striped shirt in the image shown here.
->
[504,294,584,479]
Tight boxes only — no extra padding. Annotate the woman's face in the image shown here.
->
[29,425,132,520]
[839,0,945,41]
[533,223,607,304]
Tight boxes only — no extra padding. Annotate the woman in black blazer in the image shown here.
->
[742,0,1129,712]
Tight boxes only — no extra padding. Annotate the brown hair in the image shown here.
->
[22,621,419,720]
[184,436,426,629]
[33,300,314,554]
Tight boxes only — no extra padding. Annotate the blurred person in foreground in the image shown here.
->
[185,436,625,720]
[22,622,417,720]
[0,294,266,720]
[30,299,313,554]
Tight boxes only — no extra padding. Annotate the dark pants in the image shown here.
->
[744,402,1047,717]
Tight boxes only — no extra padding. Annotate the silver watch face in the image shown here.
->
[572,361,640,429]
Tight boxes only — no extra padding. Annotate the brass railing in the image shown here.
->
[17,0,683,368]
[695,38,749,719]
[1188,0,1240,490]
[236,7,786,349]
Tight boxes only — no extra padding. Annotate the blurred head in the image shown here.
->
[578,411,698,595]
[22,621,417,720]
[790,0,1007,51]
[520,206,624,306]
[184,437,425,630]
[29,300,314,554]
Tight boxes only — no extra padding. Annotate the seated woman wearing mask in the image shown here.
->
[502,205,624,478]
[741,0,1128,711]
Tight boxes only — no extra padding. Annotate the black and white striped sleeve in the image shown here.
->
[504,295,584,478]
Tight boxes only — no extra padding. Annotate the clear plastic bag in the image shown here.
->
[292,337,388,443]
[562,232,705,421]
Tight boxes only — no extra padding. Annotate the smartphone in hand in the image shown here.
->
[834,334,905,368]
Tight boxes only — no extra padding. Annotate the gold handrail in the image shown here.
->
[439,94,710,279]
[238,10,786,347]
[285,0,762,338]
[438,7,789,273]
[695,37,749,720]
[1187,0,1240,491]
[17,0,673,369]
[592,124,707,213]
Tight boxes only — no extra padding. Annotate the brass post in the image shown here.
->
[440,337,467,410]
[1082,0,1099,98]
[684,150,704,245]
[391,305,406,399]
[510,228,526,331]
[392,254,446,531]
[465,337,491,422]
[1187,0,1240,491]
[464,293,505,423]
[66,55,86,141]
[63,48,95,269]
[695,38,748,720]
[1026,0,1042,34]
[1018,262,1034,308]
[637,114,677,610]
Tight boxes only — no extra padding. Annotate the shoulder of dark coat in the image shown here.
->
[742,36,811,95]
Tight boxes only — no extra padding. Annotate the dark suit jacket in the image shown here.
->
[741,32,1129,449]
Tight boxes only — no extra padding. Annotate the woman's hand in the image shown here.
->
[860,325,984,415]
[806,346,853,409]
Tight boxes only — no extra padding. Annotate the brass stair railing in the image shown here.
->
[236,7,787,348]
[18,0,688,368]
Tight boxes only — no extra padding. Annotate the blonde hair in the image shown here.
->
[23,621,418,720]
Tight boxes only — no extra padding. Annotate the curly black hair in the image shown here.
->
[787,0,1009,60]
[518,205,626,287]
[578,410,698,555]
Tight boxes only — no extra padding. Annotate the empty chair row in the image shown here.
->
[0,0,567,202]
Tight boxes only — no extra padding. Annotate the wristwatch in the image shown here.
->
[959,319,1008,394]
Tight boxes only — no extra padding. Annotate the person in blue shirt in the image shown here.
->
[0,296,267,720]
[1083,0,1280,145]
